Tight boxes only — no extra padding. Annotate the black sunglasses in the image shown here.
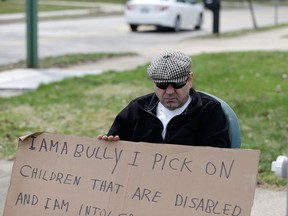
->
[155,80,187,89]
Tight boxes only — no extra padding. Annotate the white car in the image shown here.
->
[124,0,204,32]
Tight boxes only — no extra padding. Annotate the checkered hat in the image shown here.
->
[147,51,192,83]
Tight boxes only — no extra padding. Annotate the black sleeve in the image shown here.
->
[199,101,231,148]
[107,102,135,141]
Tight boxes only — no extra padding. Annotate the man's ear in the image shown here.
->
[188,72,194,83]
[187,72,194,88]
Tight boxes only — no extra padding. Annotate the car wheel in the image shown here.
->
[130,24,138,32]
[156,25,165,31]
[173,16,181,33]
[195,13,203,30]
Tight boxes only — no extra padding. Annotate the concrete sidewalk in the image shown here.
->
[0,160,13,216]
[0,67,103,97]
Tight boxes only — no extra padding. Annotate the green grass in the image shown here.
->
[0,51,287,188]
[0,0,93,14]
[0,0,127,14]
[196,23,288,39]
[0,52,136,72]
[0,0,125,22]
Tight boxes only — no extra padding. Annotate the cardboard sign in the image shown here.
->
[4,132,260,216]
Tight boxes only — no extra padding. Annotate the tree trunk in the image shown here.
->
[247,0,258,29]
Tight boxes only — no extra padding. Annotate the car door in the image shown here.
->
[174,0,188,29]
[182,0,199,29]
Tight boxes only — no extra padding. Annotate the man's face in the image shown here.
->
[154,74,193,110]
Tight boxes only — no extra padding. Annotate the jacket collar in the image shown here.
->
[137,88,202,114]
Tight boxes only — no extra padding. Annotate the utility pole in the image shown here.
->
[26,0,38,68]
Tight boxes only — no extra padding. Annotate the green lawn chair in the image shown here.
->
[200,91,241,149]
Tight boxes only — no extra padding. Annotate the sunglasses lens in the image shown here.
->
[171,82,186,89]
[156,81,187,89]
[156,83,169,89]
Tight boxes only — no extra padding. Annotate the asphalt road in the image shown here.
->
[0,4,288,65]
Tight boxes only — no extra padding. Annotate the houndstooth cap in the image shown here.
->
[147,51,192,83]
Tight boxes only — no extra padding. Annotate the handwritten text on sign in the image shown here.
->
[4,132,260,216]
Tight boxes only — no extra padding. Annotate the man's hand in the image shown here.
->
[97,135,120,142]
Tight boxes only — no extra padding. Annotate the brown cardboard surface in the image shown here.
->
[4,132,260,216]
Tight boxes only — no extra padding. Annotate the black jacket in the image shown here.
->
[108,89,231,148]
